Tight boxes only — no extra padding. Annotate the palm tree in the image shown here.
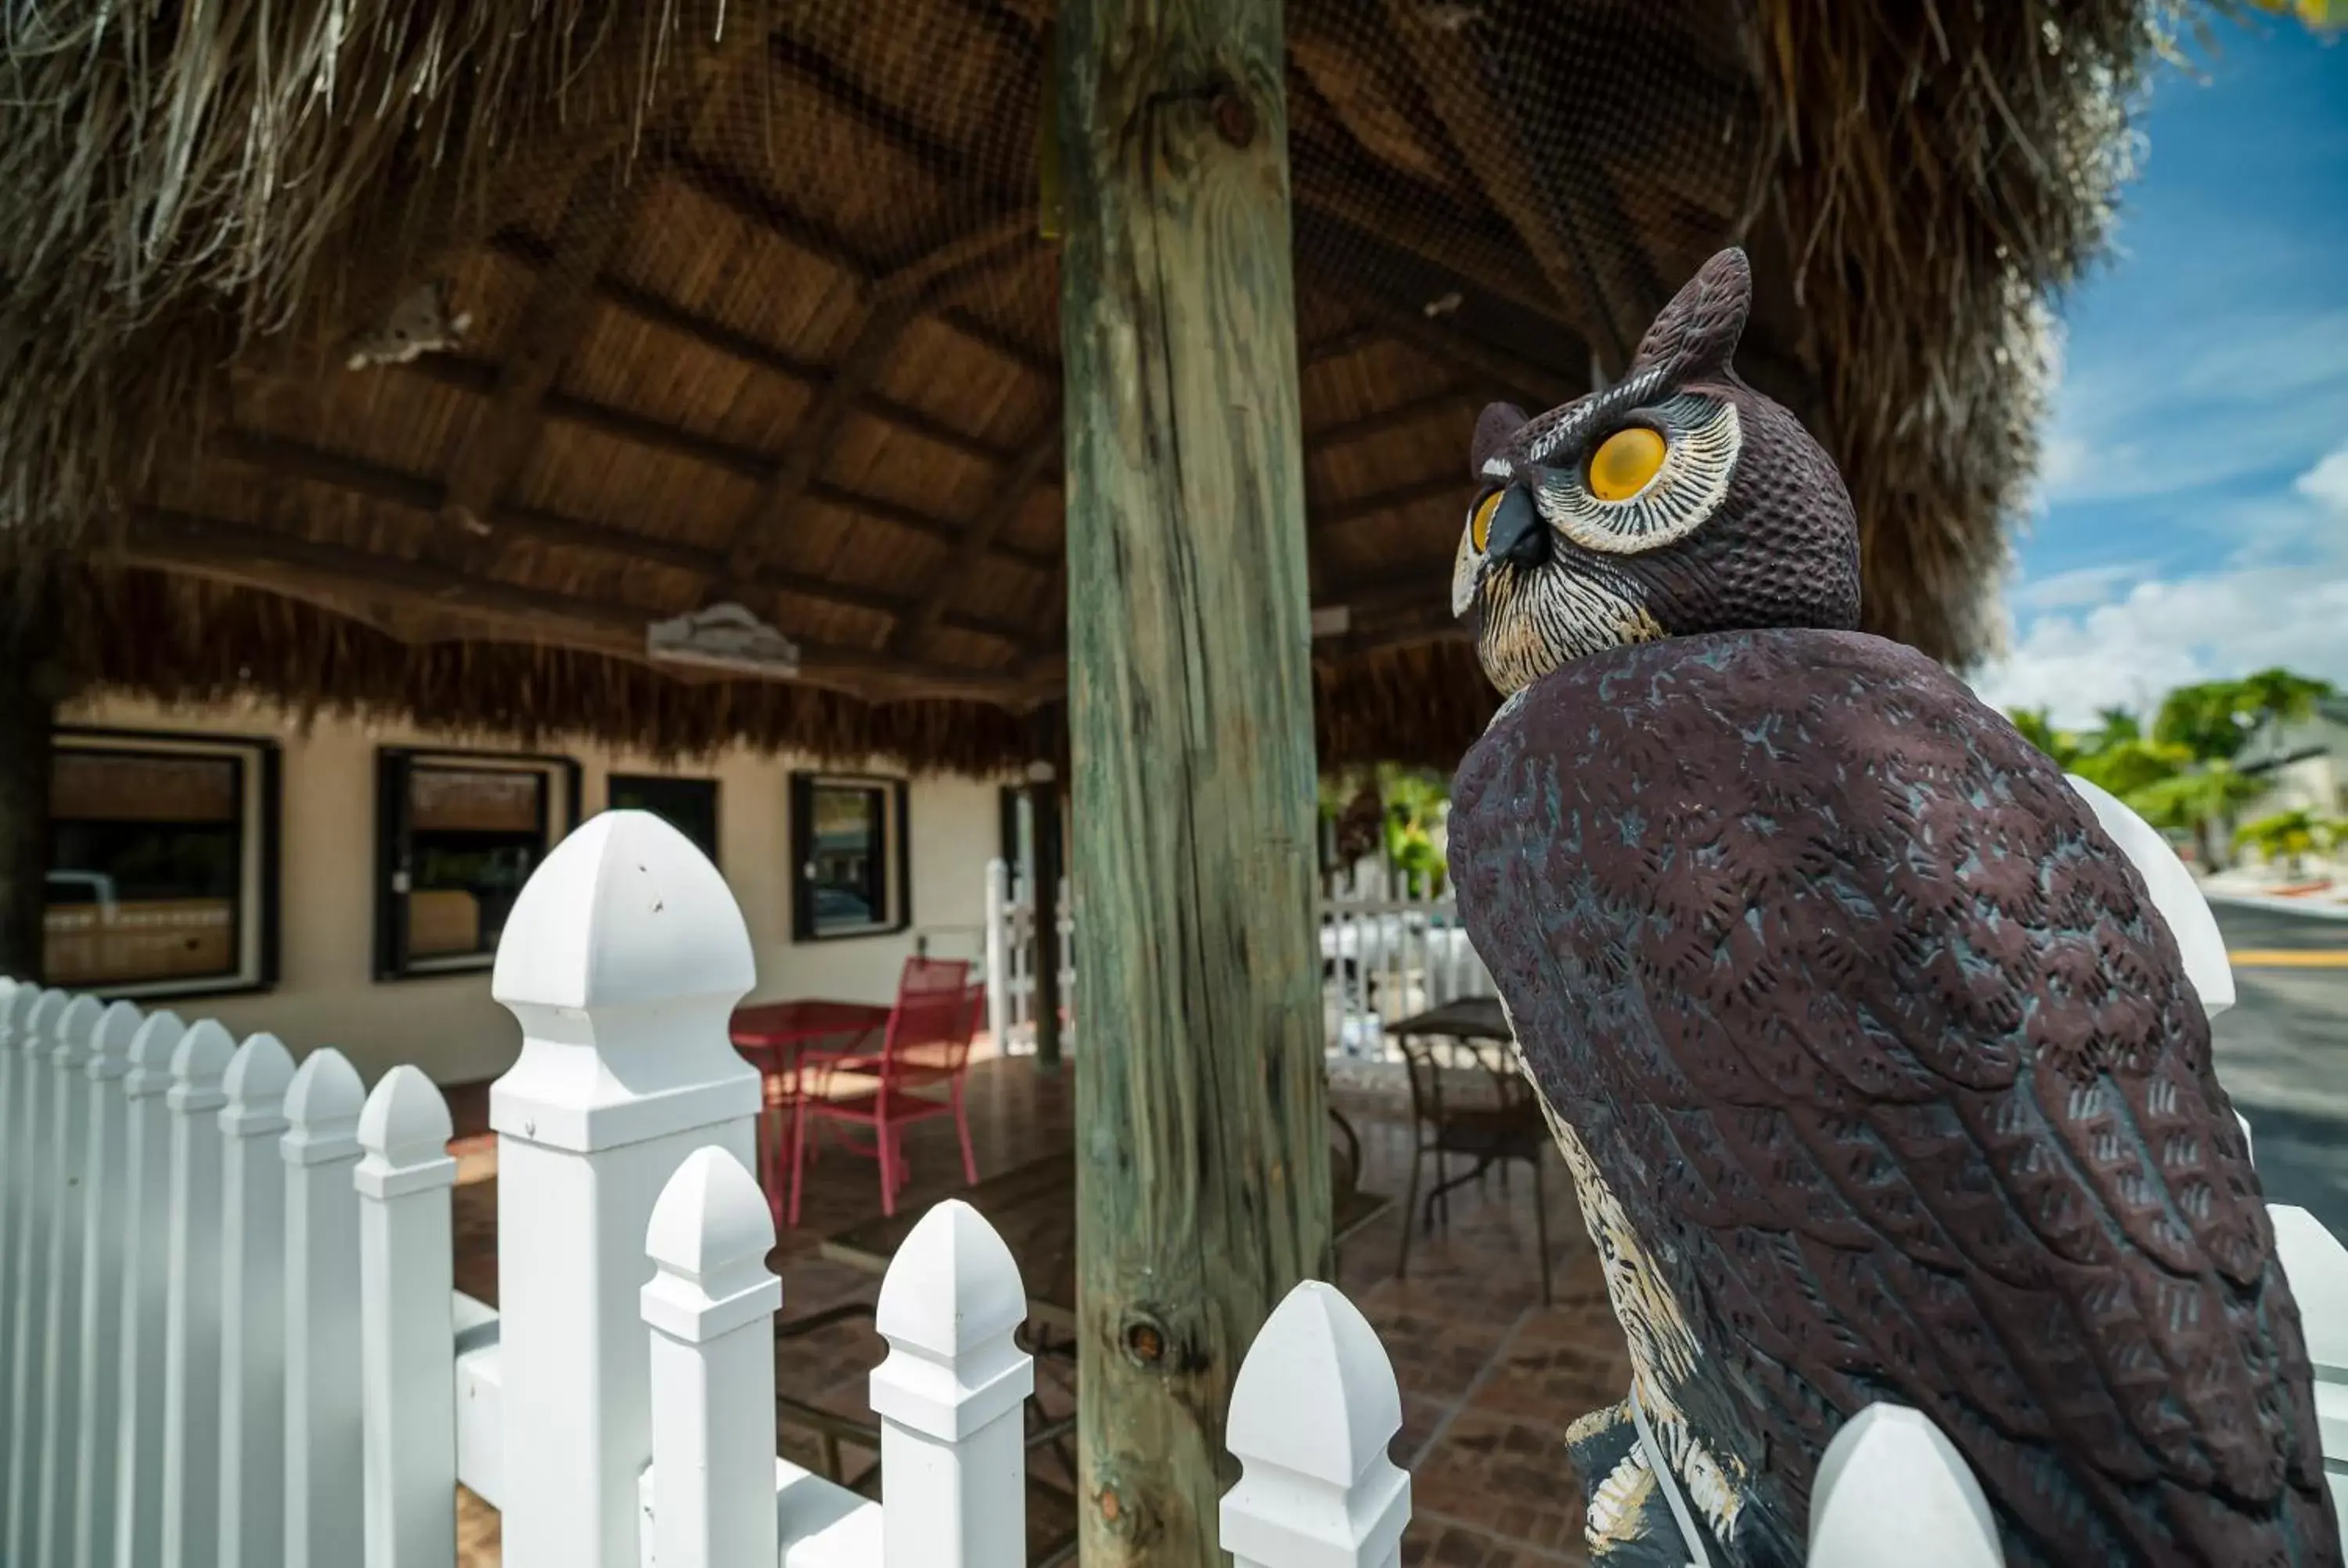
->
[2008,707,2087,769]
[2127,762,2266,871]
[2069,736,2191,800]
[2233,810,2344,881]
[1376,765,1450,898]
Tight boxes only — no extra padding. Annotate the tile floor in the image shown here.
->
[443,1050,1628,1566]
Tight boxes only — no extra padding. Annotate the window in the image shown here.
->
[45,732,279,998]
[376,750,578,980]
[607,775,719,865]
[790,773,909,941]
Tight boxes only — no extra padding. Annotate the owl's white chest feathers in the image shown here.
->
[1496,996,1746,1545]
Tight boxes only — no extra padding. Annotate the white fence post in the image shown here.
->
[112,1009,186,1568]
[282,1048,369,1568]
[641,1147,783,1568]
[985,858,1010,1048]
[218,1034,295,1568]
[1808,1404,2004,1567]
[0,980,39,1515]
[71,998,144,1568]
[869,1198,1034,1568]
[38,992,105,1566]
[2268,1204,2348,1547]
[5,986,66,1563]
[160,1018,237,1568]
[489,810,761,1568]
[357,1065,458,1568]
[1220,1280,1410,1568]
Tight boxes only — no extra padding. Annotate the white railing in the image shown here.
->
[981,856,1497,1059]
[4,811,2344,1568]
[982,860,1073,1054]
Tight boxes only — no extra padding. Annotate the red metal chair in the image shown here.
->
[786,957,986,1225]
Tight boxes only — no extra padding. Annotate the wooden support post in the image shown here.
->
[1058,0,1332,1559]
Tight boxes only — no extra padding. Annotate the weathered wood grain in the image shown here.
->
[1058,0,1333,1560]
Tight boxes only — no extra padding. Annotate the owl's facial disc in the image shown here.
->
[1453,393,1742,693]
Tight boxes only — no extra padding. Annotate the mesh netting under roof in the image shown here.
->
[2,0,2170,766]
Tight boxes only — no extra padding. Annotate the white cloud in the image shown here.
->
[2006,561,2157,613]
[2296,441,2348,512]
[2030,311,2348,507]
[1968,568,2348,725]
[1973,448,2348,725]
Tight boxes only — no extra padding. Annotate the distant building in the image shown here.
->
[2235,696,2348,824]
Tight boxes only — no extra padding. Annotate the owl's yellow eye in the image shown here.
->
[1588,426,1667,502]
[1469,488,1504,552]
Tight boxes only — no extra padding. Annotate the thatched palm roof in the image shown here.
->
[1,0,2183,770]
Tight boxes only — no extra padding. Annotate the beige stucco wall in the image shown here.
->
[57,692,1012,1088]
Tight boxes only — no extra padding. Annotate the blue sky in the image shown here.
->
[1968,16,2348,725]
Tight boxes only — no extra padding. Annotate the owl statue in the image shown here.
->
[1445,248,2340,1567]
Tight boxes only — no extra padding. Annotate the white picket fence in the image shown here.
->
[981,857,1497,1059]
[4,809,2343,1568]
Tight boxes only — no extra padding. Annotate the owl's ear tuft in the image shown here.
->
[1471,402,1529,478]
[1630,247,1751,383]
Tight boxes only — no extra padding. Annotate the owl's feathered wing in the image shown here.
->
[1449,628,2339,1568]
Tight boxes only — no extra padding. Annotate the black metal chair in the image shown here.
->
[1392,1030,1553,1304]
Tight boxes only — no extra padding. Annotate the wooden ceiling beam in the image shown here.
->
[118,509,1030,704]
[711,211,1033,587]
[1306,383,1475,450]
[1383,2,1640,374]
[1313,472,1466,532]
[434,152,645,566]
[214,426,1035,644]
[485,228,1017,468]
[666,152,880,284]
[402,355,1057,572]
[1338,290,1579,410]
[1298,323,1385,365]
[886,409,1061,659]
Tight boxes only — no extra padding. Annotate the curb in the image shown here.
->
[2205,891,2348,922]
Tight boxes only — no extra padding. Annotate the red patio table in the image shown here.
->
[729,998,893,1224]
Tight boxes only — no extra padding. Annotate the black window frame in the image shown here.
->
[46,727,283,1002]
[606,775,721,867]
[790,771,911,943]
[373,746,581,982]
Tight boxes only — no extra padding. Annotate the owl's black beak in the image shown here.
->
[1486,486,1549,569]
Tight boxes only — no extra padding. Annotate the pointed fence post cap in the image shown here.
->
[870,1199,1034,1441]
[642,1147,783,1343]
[223,1032,297,1134]
[492,809,753,1012]
[1809,1404,2003,1566]
[358,1064,455,1158]
[1227,1281,1403,1485]
[225,1033,297,1107]
[874,1198,1027,1354]
[171,1018,239,1084]
[87,1000,143,1077]
[284,1047,367,1126]
[55,992,103,1063]
[2,980,37,1037]
[23,987,67,1045]
[127,1011,187,1074]
[646,1145,777,1278]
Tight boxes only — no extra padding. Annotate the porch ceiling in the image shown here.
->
[9,0,2168,768]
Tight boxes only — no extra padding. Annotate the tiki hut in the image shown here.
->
[2,0,2167,762]
[0,3,2184,1552]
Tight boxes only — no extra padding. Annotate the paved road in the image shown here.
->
[2207,900,2348,1240]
